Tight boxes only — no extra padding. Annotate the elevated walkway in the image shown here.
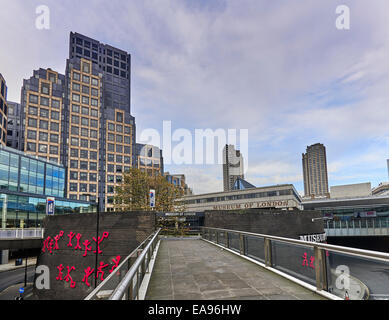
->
[145,238,325,300]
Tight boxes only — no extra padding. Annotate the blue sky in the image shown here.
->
[2,0,389,195]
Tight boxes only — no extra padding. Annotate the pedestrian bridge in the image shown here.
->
[84,227,389,301]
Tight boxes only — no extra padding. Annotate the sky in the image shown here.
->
[1,0,389,195]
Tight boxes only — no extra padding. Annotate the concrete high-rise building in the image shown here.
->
[136,143,164,176]
[20,68,65,164]
[302,143,329,198]
[6,101,21,149]
[0,74,8,145]
[223,144,244,192]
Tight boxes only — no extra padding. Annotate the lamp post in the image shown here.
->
[83,193,100,288]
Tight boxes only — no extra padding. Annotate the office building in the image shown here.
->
[0,74,8,145]
[136,143,163,176]
[165,172,193,196]
[302,143,329,198]
[20,68,65,164]
[223,144,244,192]
[6,101,21,149]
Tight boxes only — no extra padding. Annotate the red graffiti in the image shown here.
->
[109,255,121,273]
[64,266,76,288]
[96,261,109,281]
[302,252,309,267]
[82,239,92,257]
[53,231,64,250]
[56,264,64,280]
[82,267,95,287]
[74,233,82,250]
[302,252,315,269]
[92,232,109,254]
[310,256,315,269]
[67,232,75,247]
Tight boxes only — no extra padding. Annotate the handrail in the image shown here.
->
[0,228,44,239]
[109,228,161,300]
[84,228,161,300]
[201,226,389,300]
[202,226,389,262]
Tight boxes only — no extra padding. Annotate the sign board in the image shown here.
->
[19,287,24,294]
[299,233,327,243]
[149,189,155,208]
[46,197,55,216]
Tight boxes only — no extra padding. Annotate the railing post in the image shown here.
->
[314,246,327,291]
[225,231,229,248]
[239,234,245,255]
[264,238,272,267]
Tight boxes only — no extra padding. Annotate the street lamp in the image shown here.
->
[82,193,100,288]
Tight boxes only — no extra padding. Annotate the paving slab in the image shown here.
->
[145,239,326,300]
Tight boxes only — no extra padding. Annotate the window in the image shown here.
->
[116,145,122,153]
[90,130,98,138]
[39,120,48,130]
[82,62,90,74]
[82,85,89,95]
[90,151,97,160]
[69,183,77,192]
[82,96,89,105]
[116,135,123,143]
[38,144,47,153]
[52,99,60,109]
[116,124,123,132]
[27,130,37,140]
[124,126,131,134]
[116,112,123,122]
[90,119,98,128]
[81,117,89,126]
[91,78,99,86]
[70,148,78,157]
[80,139,88,148]
[71,137,79,146]
[108,123,115,131]
[40,108,49,118]
[107,154,114,162]
[107,164,114,172]
[73,72,80,81]
[72,83,80,92]
[51,111,60,120]
[90,140,97,149]
[39,132,48,141]
[90,162,97,171]
[28,106,38,115]
[50,122,59,131]
[124,156,131,164]
[91,109,98,117]
[40,97,49,106]
[80,161,88,170]
[107,185,115,193]
[70,160,78,168]
[72,104,80,113]
[81,128,88,137]
[29,94,39,104]
[124,136,130,144]
[89,173,97,181]
[89,184,96,193]
[70,171,78,180]
[79,183,88,192]
[80,150,88,159]
[81,106,89,115]
[82,75,90,84]
[80,172,88,181]
[27,142,36,152]
[91,98,98,107]
[124,146,131,154]
[91,88,98,97]
[50,134,59,143]
[49,145,58,155]
[107,143,114,152]
[41,83,50,95]
[108,133,115,141]
[107,175,114,183]
[71,126,79,135]
[71,115,79,124]
[116,155,122,163]
[72,93,80,102]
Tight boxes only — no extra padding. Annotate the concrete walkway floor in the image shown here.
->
[145,238,326,300]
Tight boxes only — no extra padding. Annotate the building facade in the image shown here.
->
[223,144,244,192]
[182,184,302,213]
[302,143,329,198]
[0,74,8,145]
[136,143,163,176]
[6,101,21,150]
[165,172,192,196]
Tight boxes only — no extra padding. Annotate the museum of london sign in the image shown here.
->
[212,200,290,210]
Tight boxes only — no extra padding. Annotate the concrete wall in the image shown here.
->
[32,211,155,300]
[204,209,324,239]
[330,182,372,199]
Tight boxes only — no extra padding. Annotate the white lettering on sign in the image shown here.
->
[299,233,327,243]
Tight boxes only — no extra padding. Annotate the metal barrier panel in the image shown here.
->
[271,240,316,287]
[245,235,265,263]
[228,232,240,253]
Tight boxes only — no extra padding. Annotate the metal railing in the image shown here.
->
[325,217,389,236]
[202,227,389,300]
[0,228,44,239]
[84,228,161,300]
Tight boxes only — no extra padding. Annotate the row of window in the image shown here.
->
[107,143,131,154]
[69,160,97,171]
[71,93,99,106]
[70,137,98,149]
[71,115,98,127]
[106,154,131,164]
[69,182,97,193]
[71,104,99,117]
[72,72,99,86]
[27,130,59,143]
[69,148,98,159]
[72,82,99,96]
[106,164,130,173]
[26,142,59,155]
[29,94,61,108]
[69,171,98,181]
[27,118,60,131]
[107,122,131,134]
[28,106,60,120]
[185,189,294,204]
[70,127,98,139]
[107,133,131,144]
